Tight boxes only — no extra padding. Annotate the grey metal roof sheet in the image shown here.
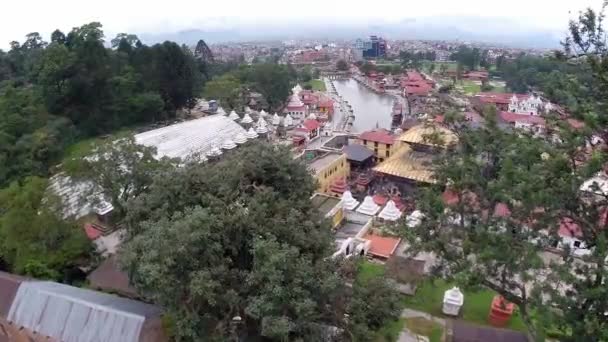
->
[7,281,162,342]
[343,144,374,163]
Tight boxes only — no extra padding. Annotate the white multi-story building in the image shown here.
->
[508,94,543,115]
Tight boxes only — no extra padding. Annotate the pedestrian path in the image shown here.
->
[398,308,448,342]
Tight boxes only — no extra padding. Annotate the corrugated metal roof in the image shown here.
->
[134,114,248,160]
[48,173,114,220]
[7,281,162,342]
[373,145,436,184]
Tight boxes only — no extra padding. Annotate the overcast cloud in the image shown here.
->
[0,0,603,47]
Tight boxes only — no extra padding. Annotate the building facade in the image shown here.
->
[358,129,396,163]
[307,152,350,194]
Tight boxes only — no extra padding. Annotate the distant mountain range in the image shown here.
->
[137,16,566,49]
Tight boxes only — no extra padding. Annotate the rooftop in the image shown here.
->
[343,144,375,163]
[309,153,344,175]
[363,234,401,259]
[398,124,458,148]
[373,144,436,184]
[134,114,248,160]
[359,129,395,145]
[311,193,342,217]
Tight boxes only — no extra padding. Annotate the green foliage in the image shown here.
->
[64,136,174,219]
[0,177,90,280]
[120,143,347,340]
[450,45,484,71]
[337,59,349,71]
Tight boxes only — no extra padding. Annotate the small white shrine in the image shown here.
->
[442,287,464,316]
[341,191,360,211]
[207,145,223,157]
[221,138,237,150]
[246,128,259,139]
[259,109,268,117]
[378,200,402,221]
[228,110,239,121]
[284,114,294,127]
[272,113,281,126]
[356,196,380,216]
[405,210,424,227]
[233,133,248,144]
[508,94,543,116]
[241,113,254,124]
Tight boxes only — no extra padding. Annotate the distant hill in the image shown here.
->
[136,16,563,49]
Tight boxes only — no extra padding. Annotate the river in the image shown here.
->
[332,78,395,133]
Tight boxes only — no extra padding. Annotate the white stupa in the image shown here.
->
[245,106,252,113]
[256,116,268,128]
[292,84,303,95]
[341,191,359,211]
[259,109,268,117]
[308,113,318,120]
[246,127,259,139]
[228,110,239,121]
[234,133,247,144]
[442,287,464,316]
[406,210,424,227]
[207,145,223,157]
[356,196,380,216]
[256,123,269,134]
[221,138,237,150]
[378,200,402,221]
[284,114,294,127]
[241,113,254,124]
[272,113,281,126]
[216,107,226,116]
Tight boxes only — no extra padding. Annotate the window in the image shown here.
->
[386,150,390,158]
[374,142,378,148]
[363,139,367,145]
[379,158,384,162]
[573,240,582,248]
[374,149,378,154]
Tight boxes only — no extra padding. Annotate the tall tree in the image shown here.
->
[0,176,90,280]
[120,143,400,341]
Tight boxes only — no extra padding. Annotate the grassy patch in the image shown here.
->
[356,260,386,283]
[62,130,132,161]
[424,61,458,74]
[404,317,443,342]
[402,279,527,332]
[461,81,481,94]
[307,79,326,91]
[374,318,406,342]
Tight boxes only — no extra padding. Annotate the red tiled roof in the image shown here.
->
[558,217,583,238]
[360,129,395,145]
[493,203,511,218]
[373,195,388,206]
[364,234,402,259]
[406,71,424,82]
[302,119,321,131]
[85,223,103,240]
[499,112,545,126]
[567,118,585,129]
[442,190,460,206]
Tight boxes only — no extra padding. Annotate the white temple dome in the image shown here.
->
[241,113,254,124]
[259,109,268,117]
[257,116,268,128]
[256,124,268,134]
[272,113,281,125]
[341,191,359,211]
[378,200,402,221]
[246,128,259,139]
[292,84,303,95]
[221,138,237,150]
[207,145,223,157]
[356,196,380,216]
[286,93,304,108]
[228,111,239,121]
[284,114,294,126]
[234,133,248,144]
[308,113,317,120]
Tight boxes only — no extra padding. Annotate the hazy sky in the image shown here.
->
[0,0,602,47]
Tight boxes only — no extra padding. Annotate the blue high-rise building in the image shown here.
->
[355,35,386,59]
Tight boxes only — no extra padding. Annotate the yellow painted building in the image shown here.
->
[311,193,345,228]
[309,152,350,194]
[358,129,397,163]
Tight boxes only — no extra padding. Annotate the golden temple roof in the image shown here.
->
[398,124,458,148]
[373,145,436,184]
